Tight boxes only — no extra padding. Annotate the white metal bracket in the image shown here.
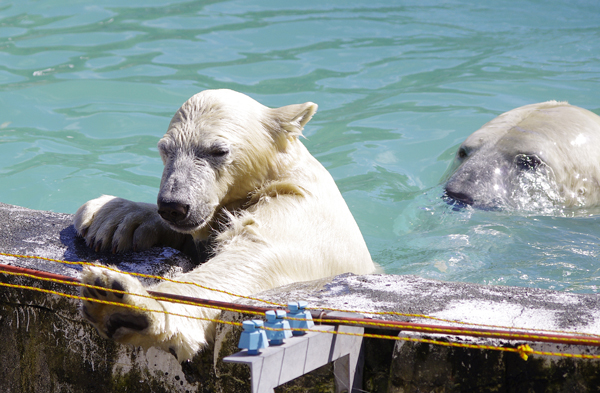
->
[223,312,364,393]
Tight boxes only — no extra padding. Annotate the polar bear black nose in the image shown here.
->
[157,201,189,223]
[443,189,474,207]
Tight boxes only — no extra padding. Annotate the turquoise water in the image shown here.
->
[1,1,600,292]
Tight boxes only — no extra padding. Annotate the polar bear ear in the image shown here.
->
[269,102,318,138]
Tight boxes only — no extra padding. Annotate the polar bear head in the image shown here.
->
[156,89,317,234]
[444,101,600,210]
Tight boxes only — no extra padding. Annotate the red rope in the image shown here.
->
[1,262,599,347]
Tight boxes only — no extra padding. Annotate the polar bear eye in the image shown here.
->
[209,146,229,158]
[515,154,542,171]
[457,148,468,159]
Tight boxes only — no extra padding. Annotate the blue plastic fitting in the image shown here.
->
[238,320,269,355]
[287,301,314,336]
[264,310,292,345]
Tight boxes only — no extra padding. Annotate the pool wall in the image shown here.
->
[1,202,599,392]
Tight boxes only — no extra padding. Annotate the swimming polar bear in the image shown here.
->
[73,89,375,361]
[443,101,600,210]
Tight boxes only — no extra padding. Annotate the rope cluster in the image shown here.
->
[1,252,599,361]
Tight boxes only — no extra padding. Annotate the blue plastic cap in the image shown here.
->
[286,301,314,336]
[265,310,277,322]
[265,314,293,344]
[239,319,269,354]
[242,320,257,332]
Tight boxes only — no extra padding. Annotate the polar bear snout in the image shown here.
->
[443,153,512,210]
[156,194,212,233]
[157,200,190,224]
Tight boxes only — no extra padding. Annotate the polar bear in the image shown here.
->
[74,89,375,361]
[443,101,600,210]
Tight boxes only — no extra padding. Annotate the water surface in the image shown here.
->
[1,0,600,292]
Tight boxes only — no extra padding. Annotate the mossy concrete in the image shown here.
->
[1,202,600,392]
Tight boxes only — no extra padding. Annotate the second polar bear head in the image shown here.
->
[443,101,600,211]
[156,89,317,233]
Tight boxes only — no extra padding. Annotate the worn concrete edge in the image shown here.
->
[225,273,600,355]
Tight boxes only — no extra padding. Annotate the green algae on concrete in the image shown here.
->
[0,272,198,393]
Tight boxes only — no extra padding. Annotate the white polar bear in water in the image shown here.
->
[444,101,600,210]
[73,89,375,361]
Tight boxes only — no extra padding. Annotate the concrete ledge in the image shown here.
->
[1,202,599,392]
[223,274,600,392]
[0,203,202,393]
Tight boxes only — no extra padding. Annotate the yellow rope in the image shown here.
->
[3,251,600,360]
[313,316,600,345]
[4,251,596,339]
[0,268,267,317]
[0,252,284,306]
[259,325,599,360]
[0,281,243,328]
[314,305,600,338]
[2,261,586,343]
[2,279,600,361]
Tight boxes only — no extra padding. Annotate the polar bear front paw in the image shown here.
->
[80,266,164,343]
[74,195,185,253]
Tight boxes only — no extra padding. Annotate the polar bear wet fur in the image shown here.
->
[74,89,375,361]
[444,101,600,210]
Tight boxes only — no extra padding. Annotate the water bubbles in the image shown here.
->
[382,184,600,293]
[507,165,563,214]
